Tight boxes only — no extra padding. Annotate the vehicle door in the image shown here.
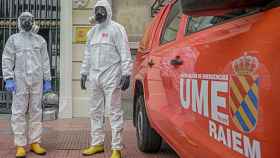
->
[171,9,269,158]
[132,10,165,126]
[147,0,202,157]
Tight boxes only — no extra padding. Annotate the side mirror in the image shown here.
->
[180,0,272,16]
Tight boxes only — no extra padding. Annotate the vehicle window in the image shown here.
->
[187,16,215,33]
[186,9,259,35]
[160,1,182,44]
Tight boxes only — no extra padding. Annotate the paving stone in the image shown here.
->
[0,118,178,158]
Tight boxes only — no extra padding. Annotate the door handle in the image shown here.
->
[148,59,155,67]
[170,56,183,66]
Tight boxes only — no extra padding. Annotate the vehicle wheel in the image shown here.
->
[136,95,162,153]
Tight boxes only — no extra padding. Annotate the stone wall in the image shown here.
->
[112,0,152,42]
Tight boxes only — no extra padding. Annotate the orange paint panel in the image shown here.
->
[132,2,280,158]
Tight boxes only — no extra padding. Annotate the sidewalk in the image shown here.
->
[0,118,178,158]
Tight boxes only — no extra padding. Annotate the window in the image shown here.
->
[187,16,215,34]
[186,9,259,35]
[160,1,182,44]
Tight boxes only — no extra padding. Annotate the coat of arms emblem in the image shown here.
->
[229,53,260,133]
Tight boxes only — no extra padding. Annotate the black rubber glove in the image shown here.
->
[81,75,87,90]
[119,75,130,91]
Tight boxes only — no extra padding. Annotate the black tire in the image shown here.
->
[136,95,162,153]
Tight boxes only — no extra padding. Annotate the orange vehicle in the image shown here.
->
[131,0,280,157]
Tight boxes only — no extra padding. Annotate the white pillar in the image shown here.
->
[107,0,112,6]
[59,0,73,118]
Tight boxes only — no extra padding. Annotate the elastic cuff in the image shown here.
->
[29,138,41,145]
[15,142,27,147]
[111,145,123,150]
[5,77,13,81]
[91,143,104,147]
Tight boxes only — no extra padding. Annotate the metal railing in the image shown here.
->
[0,0,60,114]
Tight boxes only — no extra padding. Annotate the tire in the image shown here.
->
[136,95,162,153]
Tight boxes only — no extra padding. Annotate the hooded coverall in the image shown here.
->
[80,0,132,150]
[2,12,51,146]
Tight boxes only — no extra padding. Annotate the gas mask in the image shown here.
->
[95,6,107,24]
[19,15,34,32]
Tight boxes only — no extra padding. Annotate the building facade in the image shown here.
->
[0,0,151,118]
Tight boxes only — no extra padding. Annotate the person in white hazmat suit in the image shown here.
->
[2,12,52,158]
[80,0,132,158]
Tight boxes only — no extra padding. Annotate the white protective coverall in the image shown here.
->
[80,0,132,150]
[2,12,51,146]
